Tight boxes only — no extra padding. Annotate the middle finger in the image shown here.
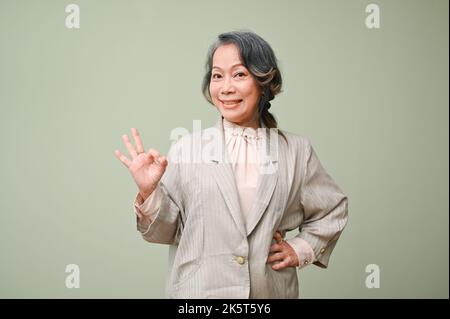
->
[131,128,145,154]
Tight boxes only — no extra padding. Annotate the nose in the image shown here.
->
[220,76,235,95]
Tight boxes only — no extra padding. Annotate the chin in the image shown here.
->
[221,112,245,122]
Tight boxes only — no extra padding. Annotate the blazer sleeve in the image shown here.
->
[135,140,185,245]
[295,139,349,268]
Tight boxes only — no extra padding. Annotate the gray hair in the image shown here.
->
[201,31,285,138]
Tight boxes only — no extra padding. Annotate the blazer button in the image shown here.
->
[235,256,246,265]
[320,248,326,254]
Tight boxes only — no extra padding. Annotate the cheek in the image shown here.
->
[241,85,260,107]
[240,80,259,97]
[209,83,220,96]
[209,85,219,103]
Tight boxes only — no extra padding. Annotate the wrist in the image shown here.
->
[139,190,152,201]
[139,183,158,201]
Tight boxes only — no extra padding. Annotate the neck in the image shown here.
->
[222,115,260,129]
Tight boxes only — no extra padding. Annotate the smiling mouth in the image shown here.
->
[221,99,243,108]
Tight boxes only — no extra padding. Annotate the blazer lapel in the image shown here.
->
[207,117,281,238]
[246,127,280,236]
[209,118,247,238]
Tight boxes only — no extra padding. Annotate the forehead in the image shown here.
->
[212,44,243,68]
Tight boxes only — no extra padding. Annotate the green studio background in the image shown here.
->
[0,0,448,298]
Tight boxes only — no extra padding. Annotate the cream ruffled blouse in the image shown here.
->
[222,117,263,226]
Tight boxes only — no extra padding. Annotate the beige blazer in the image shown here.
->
[136,118,348,298]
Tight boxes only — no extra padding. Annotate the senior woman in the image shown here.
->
[114,31,348,298]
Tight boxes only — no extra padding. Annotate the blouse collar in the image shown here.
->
[222,117,266,141]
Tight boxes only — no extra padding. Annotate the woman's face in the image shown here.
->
[209,44,262,128]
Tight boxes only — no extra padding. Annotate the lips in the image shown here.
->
[220,99,243,108]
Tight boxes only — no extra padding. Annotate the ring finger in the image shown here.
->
[114,150,131,168]
[266,252,285,264]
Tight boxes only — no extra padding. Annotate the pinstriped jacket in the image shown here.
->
[136,118,348,299]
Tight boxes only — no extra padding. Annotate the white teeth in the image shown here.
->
[223,100,241,105]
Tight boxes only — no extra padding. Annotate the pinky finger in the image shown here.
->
[159,156,168,167]
[272,260,288,271]
[115,150,131,168]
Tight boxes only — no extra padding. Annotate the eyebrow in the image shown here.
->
[212,63,245,70]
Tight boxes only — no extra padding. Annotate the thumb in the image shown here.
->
[273,231,283,244]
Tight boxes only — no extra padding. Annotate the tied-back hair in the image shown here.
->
[201,30,287,143]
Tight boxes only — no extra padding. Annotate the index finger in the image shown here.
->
[131,128,145,154]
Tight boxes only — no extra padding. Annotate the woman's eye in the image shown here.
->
[234,72,245,78]
[212,74,222,79]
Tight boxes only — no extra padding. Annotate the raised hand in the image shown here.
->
[114,128,168,201]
